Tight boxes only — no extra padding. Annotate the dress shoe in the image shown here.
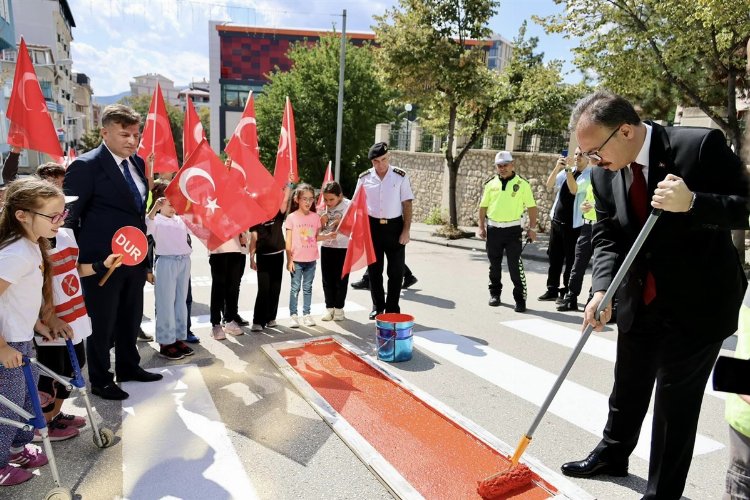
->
[556,294,578,311]
[538,289,558,301]
[234,315,250,327]
[402,275,418,289]
[561,450,628,478]
[514,301,527,313]
[91,383,129,400]
[488,295,501,307]
[555,288,569,304]
[118,369,163,383]
[137,329,153,342]
[369,309,383,320]
[351,278,370,290]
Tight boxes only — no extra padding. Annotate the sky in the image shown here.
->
[68,0,581,97]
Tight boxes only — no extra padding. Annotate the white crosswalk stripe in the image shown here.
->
[143,274,258,293]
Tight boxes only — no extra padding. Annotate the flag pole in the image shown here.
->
[152,84,158,154]
[286,97,292,181]
[334,9,347,182]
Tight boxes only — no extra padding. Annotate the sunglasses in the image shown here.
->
[29,208,69,224]
[583,126,621,162]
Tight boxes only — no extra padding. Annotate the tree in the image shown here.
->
[254,35,393,194]
[78,127,101,153]
[119,94,186,163]
[538,0,750,153]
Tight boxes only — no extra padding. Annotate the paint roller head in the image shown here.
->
[476,463,533,499]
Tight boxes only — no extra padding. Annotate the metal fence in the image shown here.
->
[388,126,411,151]
[515,128,570,154]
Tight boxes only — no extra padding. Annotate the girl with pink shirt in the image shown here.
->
[285,184,337,328]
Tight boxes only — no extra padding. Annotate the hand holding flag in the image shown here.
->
[338,187,376,279]
[138,83,179,173]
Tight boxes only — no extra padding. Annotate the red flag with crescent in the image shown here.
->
[224,91,258,163]
[165,139,270,251]
[182,96,205,162]
[273,96,298,188]
[137,83,179,173]
[65,146,76,168]
[338,187,376,279]
[6,38,64,161]
[316,161,333,212]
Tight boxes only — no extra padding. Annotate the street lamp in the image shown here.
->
[404,103,412,150]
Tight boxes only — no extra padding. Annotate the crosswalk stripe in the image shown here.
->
[413,329,724,460]
[140,301,367,334]
[143,274,258,293]
[502,318,726,400]
[121,365,257,499]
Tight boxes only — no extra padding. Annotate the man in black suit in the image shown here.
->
[560,91,749,499]
[65,104,162,401]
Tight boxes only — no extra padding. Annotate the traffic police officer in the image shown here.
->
[356,142,414,319]
[478,151,538,312]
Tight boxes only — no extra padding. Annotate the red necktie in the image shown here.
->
[629,162,656,304]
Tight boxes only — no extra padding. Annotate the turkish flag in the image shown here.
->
[316,161,333,212]
[66,146,76,168]
[6,37,64,161]
[182,96,205,161]
[273,96,298,188]
[338,187,376,279]
[224,91,259,162]
[137,83,179,173]
[165,139,269,251]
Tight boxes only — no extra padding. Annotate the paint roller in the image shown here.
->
[477,209,662,498]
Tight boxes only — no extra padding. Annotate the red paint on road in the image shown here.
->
[280,339,557,499]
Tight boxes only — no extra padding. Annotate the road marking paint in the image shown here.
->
[413,329,723,460]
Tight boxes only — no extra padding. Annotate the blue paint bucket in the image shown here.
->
[375,313,414,362]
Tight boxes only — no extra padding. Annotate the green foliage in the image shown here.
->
[537,0,750,151]
[254,35,393,195]
[424,206,446,225]
[119,94,186,162]
[78,127,101,153]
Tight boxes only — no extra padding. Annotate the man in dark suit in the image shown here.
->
[560,91,749,499]
[64,104,163,401]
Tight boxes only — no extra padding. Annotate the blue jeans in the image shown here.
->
[289,261,316,315]
[154,255,191,345]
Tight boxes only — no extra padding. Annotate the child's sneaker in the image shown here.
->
[266,320,278,327]
[175,341,195,356]
[33,414,80,442]
[8,444,48,469]
[211,325,226,340]
[303,315,316,326]
[57,412,86,428]
[158,344,185,360]
[321,308,334,321]
[289,315,300,328]
[333,308,345,321]
[224,320,244,336]
[0,464,33,486]
[250,324,263,332]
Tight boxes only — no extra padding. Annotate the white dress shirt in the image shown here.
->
[104,143,147,201]
[356,166,414,219]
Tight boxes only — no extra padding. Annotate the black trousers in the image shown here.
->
[209,252,246,326]
[367,217,405,313]
[360,265,414,280]
[595,308,722,500]
[253,252,284,326]
[486,225,526,302]
[36,341,86,405]
[567,223,593,297]
[82,264,146,387]
[546,219,581,290]
[321,246,349,309]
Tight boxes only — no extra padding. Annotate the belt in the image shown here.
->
[486,219,521,228]
[582,219,594,225]
[369,216,403,225]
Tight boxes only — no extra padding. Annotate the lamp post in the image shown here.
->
[404,103,412,151]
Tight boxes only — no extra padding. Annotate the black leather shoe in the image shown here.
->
[368,310,383,320]
[488,295,501,307]
[92,383,129,400]
[118,369,163,383]
[402,275,418,289]
[561,451,628,478]
[556,294,579,311]
[234,315,250,327]
[351,278,370,290]
[137,329,154,342]
[514,301,527,313]
[555,288,569,304]
[538,289,558,301]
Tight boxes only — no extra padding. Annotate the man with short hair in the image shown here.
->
[561,90,749,500]
[356,142,414,320]
[36,163,66,188]
[478,151,538,312]
[65,103,163,401]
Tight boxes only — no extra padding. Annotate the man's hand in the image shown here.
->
[581,200,593,214]
[583,290,612,332]
[526,228,537,242]
[652,174,693,212]
[399,230,410,245]
[0,344,22,368]
[478,226,487,240]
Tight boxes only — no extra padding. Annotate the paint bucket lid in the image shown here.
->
[375,313,414,328]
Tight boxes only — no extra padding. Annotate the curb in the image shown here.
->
[410,234,551,264]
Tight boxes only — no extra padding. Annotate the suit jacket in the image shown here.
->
[63,143,148,265]
[591,122,749,340]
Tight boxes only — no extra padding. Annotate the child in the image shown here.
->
[248,182,293,332]
[0,179,116,486]
[319,181,351,321]
[209,231,249,340]
[285,184,336,327]
[146,194,193,359]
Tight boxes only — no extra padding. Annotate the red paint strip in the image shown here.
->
[280,340,558,499]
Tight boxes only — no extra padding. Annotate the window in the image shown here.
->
[39,81,53,100]
[221,83,254,108]
[0,0,9,22]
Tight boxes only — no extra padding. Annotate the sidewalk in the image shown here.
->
[410,222,550,263]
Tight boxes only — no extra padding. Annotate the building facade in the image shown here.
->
[130,73,181,106]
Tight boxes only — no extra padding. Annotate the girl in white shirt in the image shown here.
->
[147,196,193,361]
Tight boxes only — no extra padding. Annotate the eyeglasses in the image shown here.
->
[29,208,69,224]
[299,197,315,202]
[583,126,621,162]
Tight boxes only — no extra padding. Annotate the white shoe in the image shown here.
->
[333,308,345,321]
[266,320,277,327]
[211,325,226,340]
[303,315,316,326]
[251,324,263,332]
[289,315,300,328]
[224,320,244,336]
[321,308,334,321]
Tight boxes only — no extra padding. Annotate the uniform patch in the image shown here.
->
[392,167,406,177]
[484,175,497,185]
[359,169,371,179]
